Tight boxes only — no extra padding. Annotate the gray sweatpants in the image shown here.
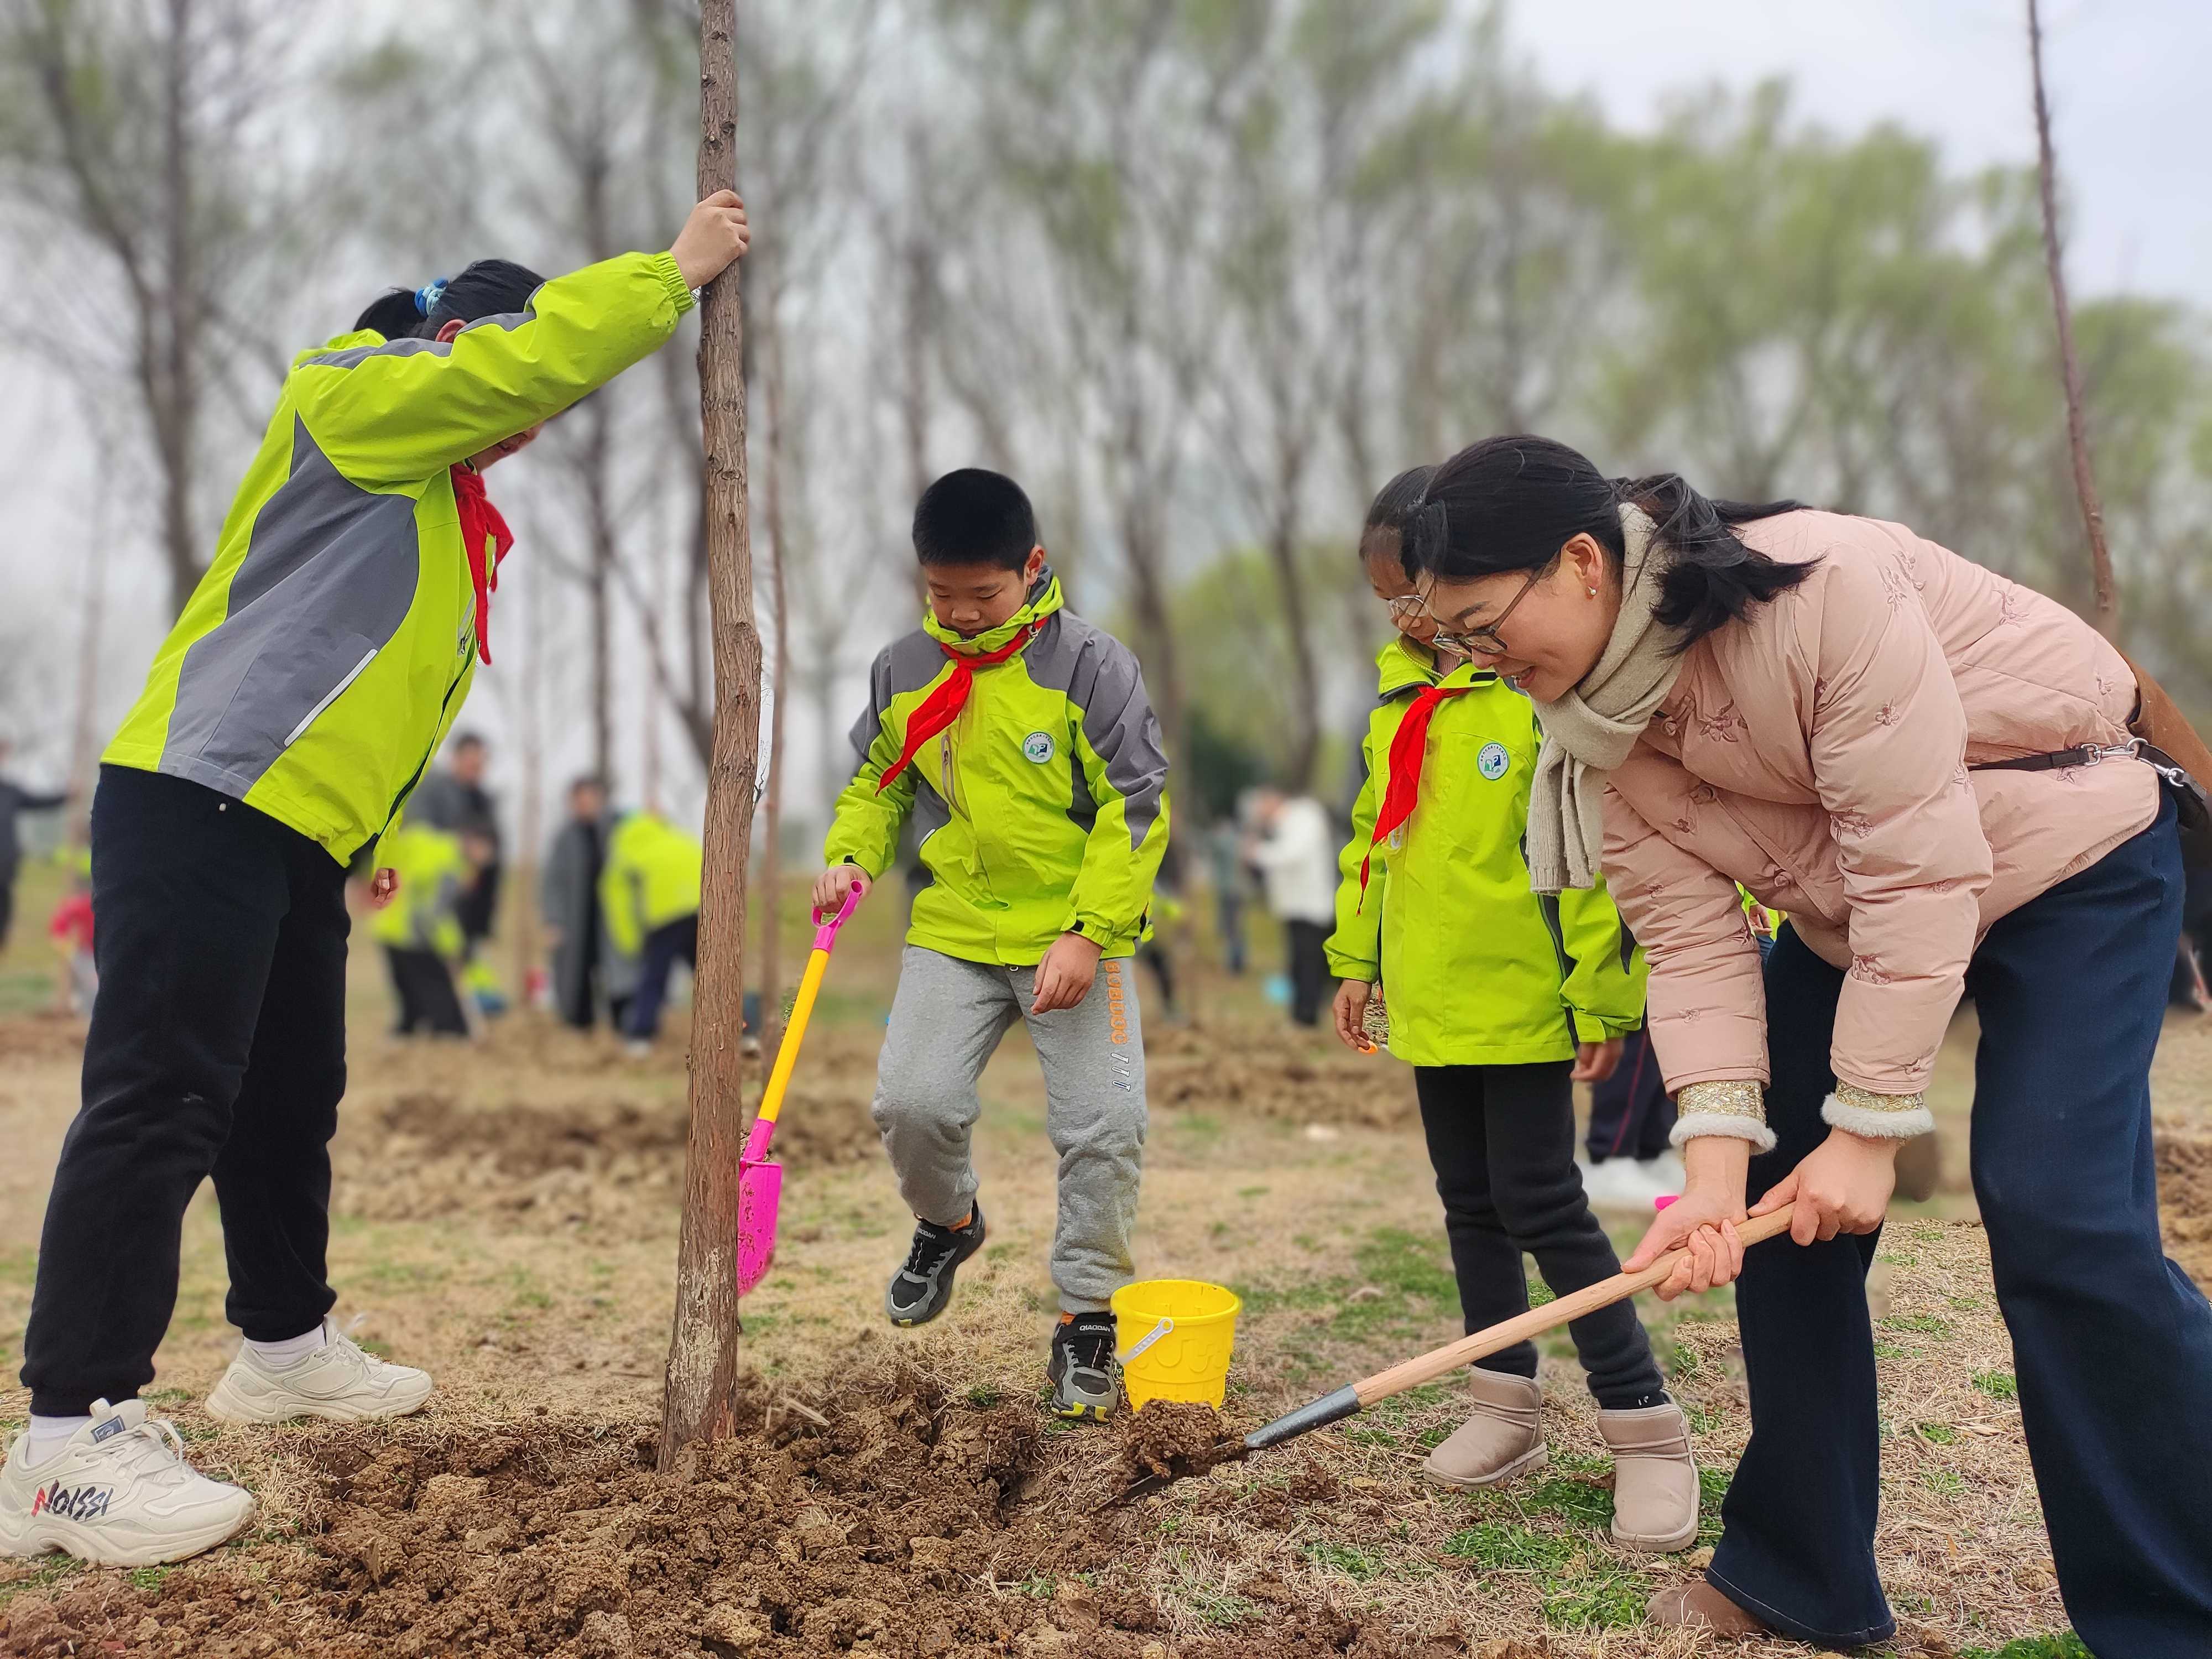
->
[872,945,1147,1313]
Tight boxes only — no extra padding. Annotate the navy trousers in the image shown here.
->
[623,912,698,1039]
[1708,800,2212,1650]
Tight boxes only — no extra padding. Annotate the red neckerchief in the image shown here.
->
[449,463,514,665]
[876,624,1042,793]
[1358,684,1470,905]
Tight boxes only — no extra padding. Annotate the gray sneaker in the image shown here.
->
[1047,1312,1119,1422]
[884,1201,987,1327]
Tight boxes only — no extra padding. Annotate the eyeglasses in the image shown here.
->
[1420,567,1543,658]
[1384,592,1428,621]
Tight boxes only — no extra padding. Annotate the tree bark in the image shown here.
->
[661,0,762,1468]
[757,281,792,1059]
[2027,0,2117,637]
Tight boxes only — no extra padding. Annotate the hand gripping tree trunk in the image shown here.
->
[661,0,762,1469]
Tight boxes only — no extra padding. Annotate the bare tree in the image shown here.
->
[2026,0,2116,635]
[0,0,308,616]
[661,0,760,1467]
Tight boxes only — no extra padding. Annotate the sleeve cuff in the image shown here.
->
[650,249,698,316]
[1820,1086,1935,1140]
[1569,1010,1634,1045]
[1670,1079,1776,1154]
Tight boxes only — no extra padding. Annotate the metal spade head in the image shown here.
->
[734,1157,784,1296]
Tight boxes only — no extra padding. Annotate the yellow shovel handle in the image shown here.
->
[753,946,831,1129]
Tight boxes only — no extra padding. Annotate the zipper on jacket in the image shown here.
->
[283,648,379,749]
[940,705,999,904]
[377,656,474,847]
[1533,886,1582,1044]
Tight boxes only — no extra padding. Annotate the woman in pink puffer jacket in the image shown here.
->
[1405,435,2212,1651]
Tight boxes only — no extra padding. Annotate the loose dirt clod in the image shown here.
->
[1118,1399,1240,1487]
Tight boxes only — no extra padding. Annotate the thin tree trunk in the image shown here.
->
[661,0,761,1468]
[1264,479,1320,791]
[2027,0,2117,636]
[585,395,618,785]
[65,521,110,827]
[158,0,199,615]
[516,563,545,1009]
[757,293,791,1058]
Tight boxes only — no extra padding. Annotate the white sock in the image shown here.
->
[22,1413,92,1467]
[243,1322,330,1369]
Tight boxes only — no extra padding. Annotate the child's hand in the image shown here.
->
[1331,980,1373,1051]
[368,868,400,909]
[1570,1037,1622,1082]
[1030,932,1103,1014]
[671,189,752,289]
[812,863,869,915]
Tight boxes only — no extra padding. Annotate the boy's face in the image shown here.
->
[925,546,1046,639]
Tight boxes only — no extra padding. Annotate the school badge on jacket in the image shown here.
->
[1023,731,1056,764]
[1479,741,1510,780]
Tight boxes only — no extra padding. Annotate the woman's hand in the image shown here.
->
[671,189,752,290]
[1570,1037,1622,1083]
[1332,980,1373,1051]
[368,868,399,909]
[1752,1128,1898,1245]
[1621,1136,1751,1300]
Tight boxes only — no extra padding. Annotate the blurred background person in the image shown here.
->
[1245,785,1338,1027]
[371,821,475,1039]
[542,776,615,1031]
[411,732,503,1009]
[599,805,703,1053]
[0,738,70,949]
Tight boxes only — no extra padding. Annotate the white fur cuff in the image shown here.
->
[1668,1113,1778,1155]
[1821,1092,1936,1140]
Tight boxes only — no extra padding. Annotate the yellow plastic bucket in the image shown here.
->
[1111,1279,1242,1410]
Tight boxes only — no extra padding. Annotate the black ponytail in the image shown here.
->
[1360,465,1437,580]
[1404,435,1813,646]
[352,257,547,340]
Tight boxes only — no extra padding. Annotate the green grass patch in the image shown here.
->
[1524,1475,1614,1530]
[1923,1469,1968,1497]
[1441,1521,1577,1573]
[1236,1186,1270,1199]
[1958,1636,2088,1659]
[0,1248,36,1286]
[1919,1421,1958,1444]
[1302,1541,1382,1580]
[1872,1342,1910,1360]
[1880,1313,1953,1338]
[1541,1561,1646,1630]
[1973,1370,2018,1401]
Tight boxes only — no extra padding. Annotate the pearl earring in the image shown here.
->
[1587,586,1598,598]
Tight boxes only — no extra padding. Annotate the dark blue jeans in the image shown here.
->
[623,912,698,1039]
[1710,800,2212,1651]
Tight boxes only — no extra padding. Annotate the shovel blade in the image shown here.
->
[735,1159,784,1297]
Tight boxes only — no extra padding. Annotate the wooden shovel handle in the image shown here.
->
[1350,1202,1797,1408]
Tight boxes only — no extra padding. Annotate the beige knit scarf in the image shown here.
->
[1526,503,1687,893]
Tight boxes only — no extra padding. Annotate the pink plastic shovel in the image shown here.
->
[734,886,861,1296]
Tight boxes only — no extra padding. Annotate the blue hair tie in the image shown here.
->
[414,277,450,317]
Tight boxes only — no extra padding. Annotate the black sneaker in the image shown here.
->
[884,1201,987,1327]
[1047,1311,1119,1422]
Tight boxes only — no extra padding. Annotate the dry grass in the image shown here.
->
[4,910,2209,1653]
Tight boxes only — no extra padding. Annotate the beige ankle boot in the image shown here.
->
[1598,1402,1699,1552]
[1421,1368,1546,1490]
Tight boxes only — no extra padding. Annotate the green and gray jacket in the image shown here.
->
[1327,637,1646,1066]
[105,251,696,863]
[825,573,1171,965]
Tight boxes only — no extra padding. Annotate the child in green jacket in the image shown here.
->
[1326,467,1697,1554]
[814,469,1170,1421]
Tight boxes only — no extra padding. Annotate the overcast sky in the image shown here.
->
[1511,0,2211,305]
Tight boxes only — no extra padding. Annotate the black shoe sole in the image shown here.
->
[884,1209,987,1328]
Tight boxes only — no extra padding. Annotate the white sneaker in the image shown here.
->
[0,1399,255,1566]
[205,1318,433,1425]
[1578,1156,1671,1212]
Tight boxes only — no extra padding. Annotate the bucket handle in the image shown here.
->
[1117,1314,1175,1367]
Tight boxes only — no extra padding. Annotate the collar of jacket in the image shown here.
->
[923,570,1066,656]
[1374,635,1498,702]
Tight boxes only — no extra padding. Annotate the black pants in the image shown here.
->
[1585,1023,1675,1163]
[624,913,698,1039]
[455,857,499,952]
[22,767,347,1416]
[384,946,467,1036]
[0,859,15,947]
[1415,1063,1666,1409]
[1285,919,1328,1027]
[1712,801,2212,1652]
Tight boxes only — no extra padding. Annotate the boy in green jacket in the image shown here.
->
[814,469,1169,1421]
[1327,467,1698,1556]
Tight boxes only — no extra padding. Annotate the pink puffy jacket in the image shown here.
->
[1602,509,2159,1098]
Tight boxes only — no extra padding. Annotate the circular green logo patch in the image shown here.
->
[1478,741,1510,781]
[1022,731,1056,764]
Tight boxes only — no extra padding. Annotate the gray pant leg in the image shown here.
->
[872,946,1019,1227]
[1016,954,1149,1313]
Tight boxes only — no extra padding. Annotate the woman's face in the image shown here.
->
[1362,537,1439,647]
[1419,533,1619,703]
